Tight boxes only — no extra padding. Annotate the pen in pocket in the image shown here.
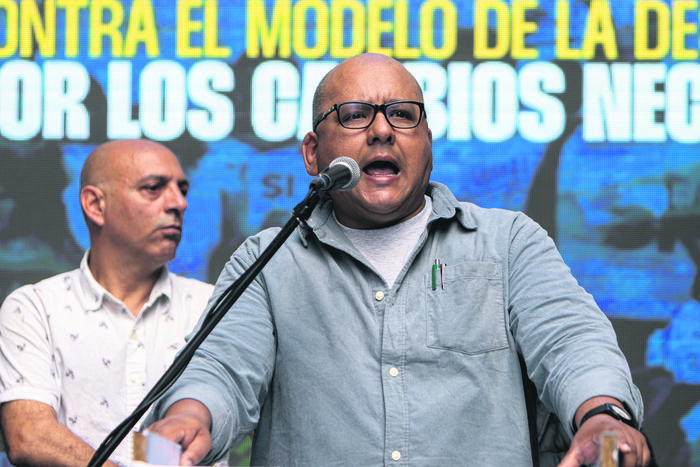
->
[432,259,446,290]
[432,259,439,290]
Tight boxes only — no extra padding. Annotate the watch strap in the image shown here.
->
[576,403,634,433]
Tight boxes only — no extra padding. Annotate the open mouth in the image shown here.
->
[363,161,399,176]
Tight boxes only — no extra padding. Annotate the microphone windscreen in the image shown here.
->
[329,157,361,191]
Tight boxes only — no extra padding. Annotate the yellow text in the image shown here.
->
[245,0,457,60]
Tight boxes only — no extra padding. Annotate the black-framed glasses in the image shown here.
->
[313,100,425,133]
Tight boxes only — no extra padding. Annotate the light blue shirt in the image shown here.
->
[151,182,643,466]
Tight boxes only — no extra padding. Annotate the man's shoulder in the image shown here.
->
[455,201,531,228]
[428,182,529,228]
[0,269,85,322]
[167,273,215,296]
[3,268,81,301]
[233,226,285,258]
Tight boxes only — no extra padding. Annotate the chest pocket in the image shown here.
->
[426,261,508,355]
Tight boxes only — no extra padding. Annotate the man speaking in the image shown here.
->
[147,54,652,466]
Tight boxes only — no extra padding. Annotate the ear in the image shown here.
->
[80,185,106,228]
[301,131,320,176]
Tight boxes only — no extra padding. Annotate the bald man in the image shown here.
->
[0,140,214,466]
[147,54,652,467]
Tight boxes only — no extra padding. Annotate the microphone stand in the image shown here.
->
[88,188,321,467]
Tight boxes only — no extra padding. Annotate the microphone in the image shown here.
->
[309,157,361,192]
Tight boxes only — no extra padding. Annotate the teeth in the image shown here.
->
[365,169,396,176]
[364,161,398,176]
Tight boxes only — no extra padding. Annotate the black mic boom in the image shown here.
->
[309,157,361,192]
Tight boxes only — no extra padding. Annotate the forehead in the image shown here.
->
[111,144,184,184]
[325,59,422,105]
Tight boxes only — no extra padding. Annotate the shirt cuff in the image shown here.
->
[147,384,234,464]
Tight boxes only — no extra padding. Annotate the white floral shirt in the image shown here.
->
[0,251,214,465]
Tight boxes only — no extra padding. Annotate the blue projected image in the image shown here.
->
[0,0,699,465]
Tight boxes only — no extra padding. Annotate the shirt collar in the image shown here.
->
[301,181,477,244]
[424,182,478,230]
[78,249,173,314]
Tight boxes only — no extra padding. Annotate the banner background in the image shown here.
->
[1,0,699,464]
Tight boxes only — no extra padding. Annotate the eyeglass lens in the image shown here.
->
[338,102,421,129]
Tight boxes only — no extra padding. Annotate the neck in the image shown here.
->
[88,248,163,317]
[334,196,428,230]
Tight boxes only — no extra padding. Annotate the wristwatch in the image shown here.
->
[576,403,635,432]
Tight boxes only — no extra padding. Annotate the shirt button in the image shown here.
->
[375,291,385,301]
[389,367,399,377]
[391,450,401,461]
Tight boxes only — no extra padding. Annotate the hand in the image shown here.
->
[146,399,213,466]
[557,414,652,467]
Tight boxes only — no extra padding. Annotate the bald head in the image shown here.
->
[80,139,176,192]
[79,139,186,233]
[312,53,424,126]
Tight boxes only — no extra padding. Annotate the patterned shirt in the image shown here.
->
[0,251,214,464]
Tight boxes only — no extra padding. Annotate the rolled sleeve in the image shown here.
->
[556,367,644,438]
[147,382,235,464]
[506,213,644,439]
[0,289,61,411]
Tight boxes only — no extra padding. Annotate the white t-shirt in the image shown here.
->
[0,251,214,464]
[337,196,432,288]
